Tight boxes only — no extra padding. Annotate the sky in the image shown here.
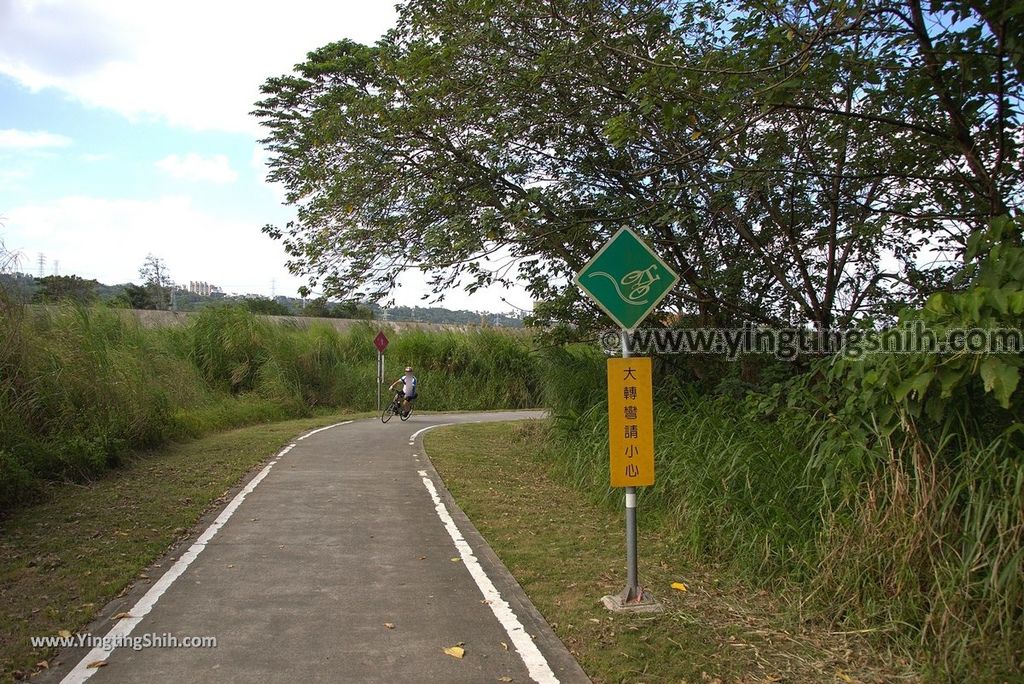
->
[0,0,530,313]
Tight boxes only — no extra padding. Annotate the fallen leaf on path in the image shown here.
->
[384,623,395,629]
[86,661,108,669]
[58,630,72,639]
[443,646,465,659]
[35,661,48,669]
[111,612,133,621]
[499,677,513,682]
[671,582,688,592]
[450,557,461,562]
[500,641,508,651]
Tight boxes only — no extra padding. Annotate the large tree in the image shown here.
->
[254,0,1021,331]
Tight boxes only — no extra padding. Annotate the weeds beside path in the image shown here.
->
[426,421,918,684]
[0,413,361,683]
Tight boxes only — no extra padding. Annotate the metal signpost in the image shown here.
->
[374,332,389,411]
[574,226,678,612]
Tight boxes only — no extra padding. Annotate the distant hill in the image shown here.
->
[0,272,524,327]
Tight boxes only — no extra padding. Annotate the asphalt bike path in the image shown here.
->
[47,411,589,684]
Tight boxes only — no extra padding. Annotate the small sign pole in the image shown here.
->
[373,332,390,411]
[621,331,639,599]
[377,351,383,411]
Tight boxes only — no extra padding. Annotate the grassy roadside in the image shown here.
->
[0,412,365,683]
[425,421,918,684]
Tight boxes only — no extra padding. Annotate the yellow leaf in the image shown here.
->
[384,623,395,629]
[835,672,853,683]
[86,661,108,669]
[671,582,688,592]
[58,630,72,639]
[450,557,461,563]
[443,645,465,659]
[690,131,702,141]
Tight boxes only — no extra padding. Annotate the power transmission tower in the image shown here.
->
[37,253,46,278]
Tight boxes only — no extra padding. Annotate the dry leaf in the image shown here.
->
[671,582,688,592]
[443,646,465,659]
[499,678,513,682]
[86,661,108,669]
[500,641,508,651]
[836,672,854,683]
[35,661,48,669]
[450,557,461,563]
[58,630,72,639]
[111,612,133,620]
[384,623,395,629]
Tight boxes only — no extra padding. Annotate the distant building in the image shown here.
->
[189,281,223,296]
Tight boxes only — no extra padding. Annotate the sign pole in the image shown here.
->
[373,331,390,412]
[377,352,383,411]
[621,330,640,602]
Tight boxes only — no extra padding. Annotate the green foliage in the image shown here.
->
[0,303,543,513]
[242,296,292,316]
[30,275,98,305]
[299,296,373,319]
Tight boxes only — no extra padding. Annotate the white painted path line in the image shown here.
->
[408,423,453,445]
[417,470,559,684]
[297,420,352,440]
[61,420,350,684]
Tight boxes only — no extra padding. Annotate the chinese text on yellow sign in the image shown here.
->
[607,357,654,487]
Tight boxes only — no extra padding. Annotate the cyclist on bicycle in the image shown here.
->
[388,366,418,417]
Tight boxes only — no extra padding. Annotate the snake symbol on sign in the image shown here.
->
[588,266,661,305]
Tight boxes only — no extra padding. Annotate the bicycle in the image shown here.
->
[381,389,413,423]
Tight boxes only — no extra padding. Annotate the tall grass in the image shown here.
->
[0,300,542,512]
[538,345,1023,680]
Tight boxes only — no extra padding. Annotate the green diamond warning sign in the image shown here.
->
[574,227,679,330]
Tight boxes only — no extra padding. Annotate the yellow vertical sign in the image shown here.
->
[607,357,654,487]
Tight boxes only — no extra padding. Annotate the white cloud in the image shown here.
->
[3,194,304,294]
[0,128,72,149]
[156,153,238,184]
[0,169,30,188]
[0,0,398,134]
